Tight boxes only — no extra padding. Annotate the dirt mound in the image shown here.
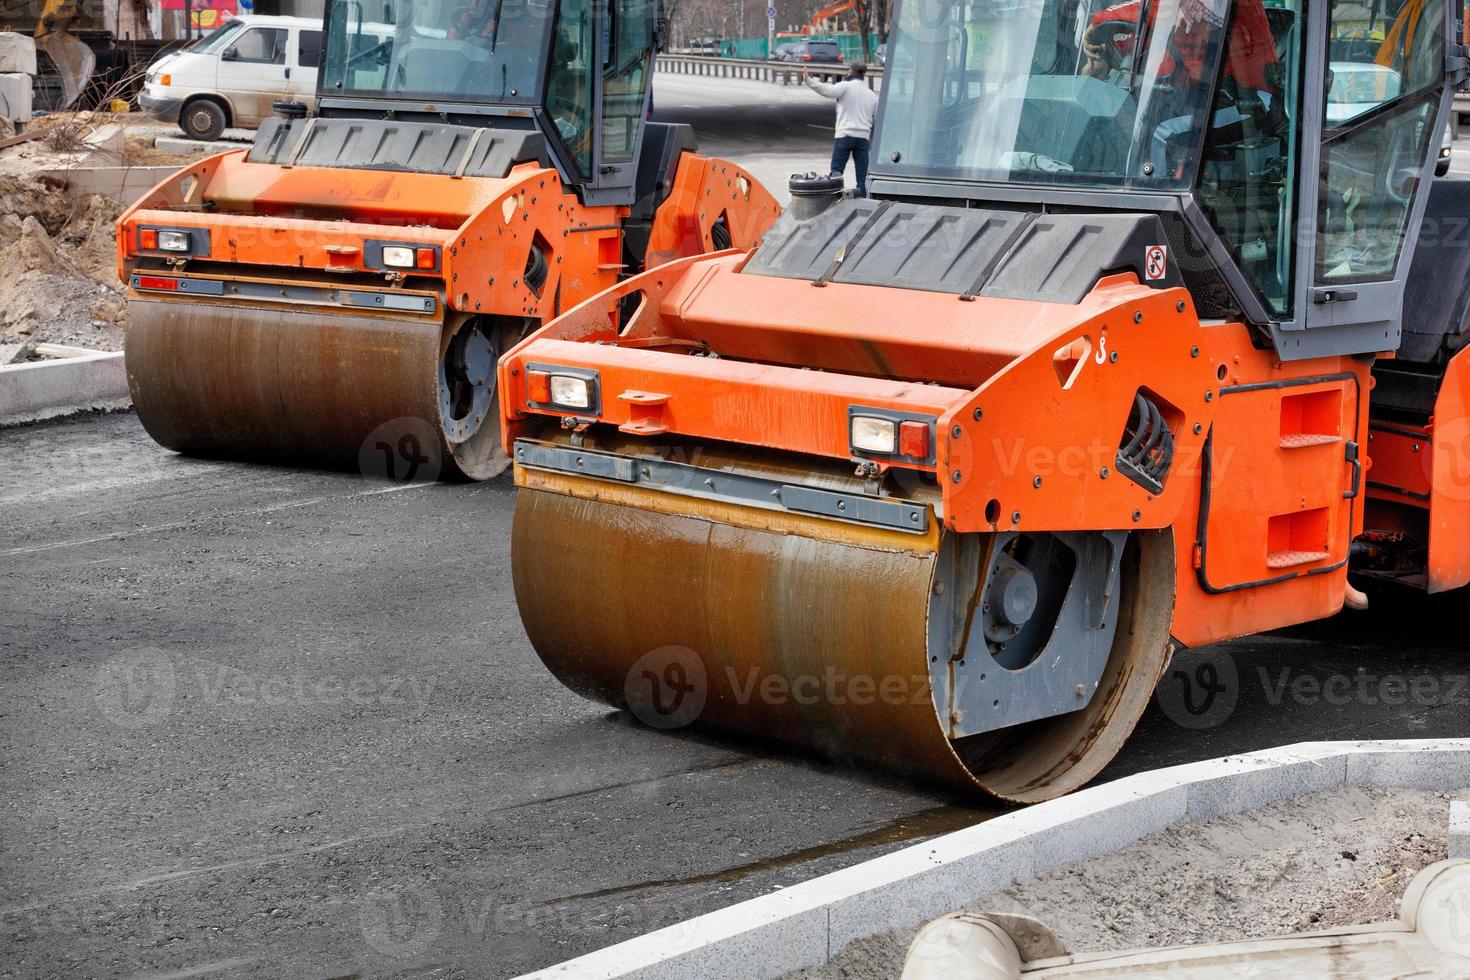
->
[795,785,1462,980]
[0,175,126,351]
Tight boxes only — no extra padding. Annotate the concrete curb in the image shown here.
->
[0,351,130,425]
[153,136,252,157]
[520,739,1470,979]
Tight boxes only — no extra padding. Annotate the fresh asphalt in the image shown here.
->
[2,81,1468,980]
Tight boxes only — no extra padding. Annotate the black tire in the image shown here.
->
[180,99,227,142]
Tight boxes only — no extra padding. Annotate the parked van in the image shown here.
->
[140,15,325,141]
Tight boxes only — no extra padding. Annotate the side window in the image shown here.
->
[548,0,595,174]
[1197,0,1302,316]
[299,30,324,69]
[600,0,654,165]
[230,28,288,65]
[1317,0,1446,283]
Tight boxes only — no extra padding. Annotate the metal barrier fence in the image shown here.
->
[657,54,883,91]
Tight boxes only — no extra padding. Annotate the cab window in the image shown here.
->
[1317,0,1446,283]
[1196,0,1302,315]
[548,0,595,174]
[229,28,288,65]
[299,30,324,68]
[600,0,654,165]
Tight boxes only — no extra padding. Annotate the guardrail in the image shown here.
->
[657,53,883,91]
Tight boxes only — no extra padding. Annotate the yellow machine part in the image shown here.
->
[512,437,1176,803]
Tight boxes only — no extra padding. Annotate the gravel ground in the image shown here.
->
[793,785,1465,979]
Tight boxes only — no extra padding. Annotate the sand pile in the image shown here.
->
[0,175,126,352]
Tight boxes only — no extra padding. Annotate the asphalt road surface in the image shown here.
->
[2,411,1466,980]
[652,74,842,202]
[2,80,1468,980]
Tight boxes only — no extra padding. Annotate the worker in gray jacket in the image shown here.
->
[805,64,879,197]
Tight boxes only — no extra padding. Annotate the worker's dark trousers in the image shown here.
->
[831,136,871,197]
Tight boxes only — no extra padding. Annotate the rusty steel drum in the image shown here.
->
[126,299,510,480]
[511,440,1176,804]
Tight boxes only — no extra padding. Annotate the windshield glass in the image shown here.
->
[190,20,244,55]
[877,0,1246,189]
[321,0,554,105]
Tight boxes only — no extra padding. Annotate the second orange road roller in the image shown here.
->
[118,0,779,479]
[503,0,1469,801]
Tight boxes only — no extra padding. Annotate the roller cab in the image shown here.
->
[119,0,780,479]
[505,0,1467,800]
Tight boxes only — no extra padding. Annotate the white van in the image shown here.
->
[140,15,325,141]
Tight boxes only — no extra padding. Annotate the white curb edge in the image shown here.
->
[0,352,130,425]
[520,739,1470,980]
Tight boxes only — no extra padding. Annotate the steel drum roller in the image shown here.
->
[127,298,444,469]
[513,456,1176,803]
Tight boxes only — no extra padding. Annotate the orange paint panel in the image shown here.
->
[659,256,1074,387]
[645,156,781,266]
[941,280,1216,533]
[1366,424,1433,504]
[1169,331,1371,648]
[122,210,454,273]
[1427,346,1470,592]
[504,338,969,466]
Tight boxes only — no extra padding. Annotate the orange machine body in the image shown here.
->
[118,148,778,324]
[503,248,1399,652]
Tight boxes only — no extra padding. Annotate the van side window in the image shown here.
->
[299,30,324,69]
[231,28,288,66]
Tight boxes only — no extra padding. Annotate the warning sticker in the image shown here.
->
[1145,245,1169,281]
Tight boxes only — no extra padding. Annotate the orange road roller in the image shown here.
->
[504,0,1469,801]
[118,0,779,479]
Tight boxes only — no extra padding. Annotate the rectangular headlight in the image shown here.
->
[851,416,898,455]
[382,246,415,269]
[549,375,591,410]
[158,230,191,252]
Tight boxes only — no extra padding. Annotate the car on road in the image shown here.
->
[772,39,845,65]
[688,36,725,56]
[140,14,325,141]
[1326,62,1401,126]
[1438,122,1453,177]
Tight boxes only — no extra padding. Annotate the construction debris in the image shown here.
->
[0,176,125,351]
[0,111,205,352]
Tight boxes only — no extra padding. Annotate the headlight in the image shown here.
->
[158,230,192,252]
[382,245,415,268]
[549,375,591,410]
[851,416,898,455]
[526,367,600,413]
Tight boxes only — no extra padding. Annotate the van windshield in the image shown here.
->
[189,20,245,55]
[321,0,553,105]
